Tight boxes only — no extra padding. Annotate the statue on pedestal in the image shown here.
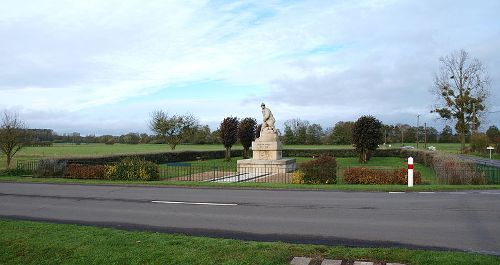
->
[260,103,276,135]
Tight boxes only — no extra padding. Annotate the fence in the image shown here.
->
[15,159,500,185]
[160,163,295,183]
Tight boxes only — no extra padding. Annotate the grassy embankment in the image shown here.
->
[1,219,498,265]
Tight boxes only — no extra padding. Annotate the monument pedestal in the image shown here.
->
[237,133,296,173]
[237,158,297,173]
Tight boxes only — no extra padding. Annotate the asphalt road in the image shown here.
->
[1,182,499,255]
[458,154,500,167]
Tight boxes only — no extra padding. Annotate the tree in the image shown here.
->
[352,115,383,163]
[431,50,490,152]
[439,125,455,143]
[238,117,257,158]
[486,125,500,143]
[486,125,500,154]
[306,123,323,145]
[123,133,140,144]
[282,119,310,144]
[148,110,198,150]
[219,117,239,161]
[330,121,354,145]
[0,111,28,169]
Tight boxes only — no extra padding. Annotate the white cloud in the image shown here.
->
[0,0,499,134]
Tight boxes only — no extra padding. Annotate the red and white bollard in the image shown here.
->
[407,157,414,187]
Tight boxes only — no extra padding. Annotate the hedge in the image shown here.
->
[298,155,337,184]
[57,150,244,165]
[344,167,422,185]
[64,164,106,179]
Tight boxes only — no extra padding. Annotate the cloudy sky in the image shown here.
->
[1,0,499,135]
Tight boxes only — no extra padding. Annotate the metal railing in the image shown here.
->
[14,159,500,185]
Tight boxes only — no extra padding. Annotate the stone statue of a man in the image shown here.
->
[260,103,276,134]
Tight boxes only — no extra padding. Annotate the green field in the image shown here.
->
[0,142,465,170]
[1,219,498,265]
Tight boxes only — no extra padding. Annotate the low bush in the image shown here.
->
[298,155,337,184]
[111,157,160,181]
[36,159,66,177]
[344,167,422,185]
[63,164,107,179]
[291,170,305,184]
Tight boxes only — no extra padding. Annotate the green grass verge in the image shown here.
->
[1,176,498,191]
[0,219,498,265]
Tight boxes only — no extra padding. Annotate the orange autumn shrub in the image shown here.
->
[64,164,107,179]
[344,167,421,185]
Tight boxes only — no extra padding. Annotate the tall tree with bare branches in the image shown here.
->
[431,50,490,152]
[0,111,28,169]
[148,110,198,150]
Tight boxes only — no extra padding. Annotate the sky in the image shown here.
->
[1,0,499,135]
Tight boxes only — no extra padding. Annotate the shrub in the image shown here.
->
[291,170,305,184]
[104,164,117,180]
[298,155,337,184]
[36,159,66,177]
[432,154,487,185]
[112,157,160,181]
[344,167,422,185]
[63,164,106,179]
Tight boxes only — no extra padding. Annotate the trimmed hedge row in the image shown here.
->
[283,148,402,158]
[59,150,244,164]
[344,167,422,185]
[53,157,160,181]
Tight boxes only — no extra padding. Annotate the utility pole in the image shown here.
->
[471,103,477,134]
[424,122,427,149]
[416,114,420,149]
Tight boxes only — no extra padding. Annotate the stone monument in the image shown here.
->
[237,103,297,173]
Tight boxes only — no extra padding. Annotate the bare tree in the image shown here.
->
[431,50,490,152]
[148,110,198,150]
[0,111,28,169]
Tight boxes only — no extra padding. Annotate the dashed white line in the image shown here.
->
[418,192,435,194]
[151,200,238,206]
[388,192,405,194]
[480,192,500,195]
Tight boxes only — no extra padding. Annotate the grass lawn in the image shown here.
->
[1,219,498,265]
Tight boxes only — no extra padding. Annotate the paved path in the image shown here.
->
[458,155,500,167]
[0,182,499,255]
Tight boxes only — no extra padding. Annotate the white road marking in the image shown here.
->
[480,192,500,195]
[151,200,237,206]
[388,192,405,194]
[418,192,435,194]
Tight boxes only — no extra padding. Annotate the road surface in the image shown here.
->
[458,154,500,168]
[0,182,499,255]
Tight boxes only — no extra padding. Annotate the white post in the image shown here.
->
[408,157,414,188]
[487,146,495,160]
